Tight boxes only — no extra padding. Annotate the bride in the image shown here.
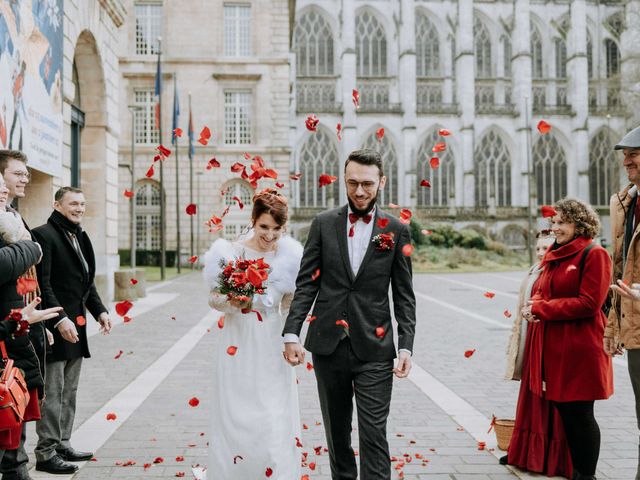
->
[203,188,303,479]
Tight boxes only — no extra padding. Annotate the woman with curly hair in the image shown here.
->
[508,198,613,480]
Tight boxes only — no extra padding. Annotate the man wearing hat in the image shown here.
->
[606,124,640,480]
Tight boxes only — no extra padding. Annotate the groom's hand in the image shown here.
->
[393,351,412,378]
[283,342,305,367]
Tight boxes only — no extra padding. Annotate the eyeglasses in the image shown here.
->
[346,180,377,191]
[8,171,30,180]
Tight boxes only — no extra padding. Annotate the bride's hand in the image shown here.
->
[283,342,305,366]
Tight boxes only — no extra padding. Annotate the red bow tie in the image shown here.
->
[348,213,372,237]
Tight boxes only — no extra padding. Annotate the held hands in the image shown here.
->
[283,342,305,367]
[611,279,640,301]
[98,312,112,335]
[21,297,63,325]
[393,351,412,378]
[521,300,539,323]
[603,336,623,356]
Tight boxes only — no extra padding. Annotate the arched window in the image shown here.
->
[605,39,620,78]
[294,10,334,76]
[299,129,340,207]
[533,134,567,205]
[362,131,398,206]
[474,17,492,78]
[416,13,440,77]
[531,24,543,79]
[135,182,161,250]
[356,11,387,77]
[502,35,512,77]
[474,131,511,207]
[221,182,253,240]
[416,130,455,207]
[589,130,621,206]
[554,38,567,78]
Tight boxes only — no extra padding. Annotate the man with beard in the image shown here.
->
[283,149,416,480]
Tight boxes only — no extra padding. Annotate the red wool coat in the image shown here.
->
[529,236,613,402]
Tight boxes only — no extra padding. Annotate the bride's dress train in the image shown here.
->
[203,236,303,480]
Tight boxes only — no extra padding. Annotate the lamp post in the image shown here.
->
[196,170,204,258]
[128,105,143,270]
[525,97,535,265]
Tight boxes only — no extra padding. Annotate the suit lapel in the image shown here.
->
[353,208,384,282]
[334,206,355,283]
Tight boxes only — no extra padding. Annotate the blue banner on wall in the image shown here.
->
[0,0,63,176]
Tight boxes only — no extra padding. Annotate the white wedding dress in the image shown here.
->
[203,236,303,480]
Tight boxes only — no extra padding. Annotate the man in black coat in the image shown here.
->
[283,149,417,480]
[32,187,111,475]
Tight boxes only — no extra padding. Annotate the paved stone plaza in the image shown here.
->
[21,270,638,479]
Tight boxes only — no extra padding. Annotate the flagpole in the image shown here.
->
[174,76,181,274]
[157,37,166,281]
[188,92,194,269]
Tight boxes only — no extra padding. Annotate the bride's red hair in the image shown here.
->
[251,188,288,226]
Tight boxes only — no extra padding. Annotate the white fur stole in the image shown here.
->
[202,235,303,295]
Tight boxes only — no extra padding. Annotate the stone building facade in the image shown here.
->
[1,0,124,300]
[291,0,630,245]
[117,0,295,263]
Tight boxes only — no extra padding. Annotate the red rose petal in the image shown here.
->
[305,114,319,132]
[185,203,197,216]
[275,182,284,188]
[352,89,360,108]
[106,413,117,421]
[375,327,385,338]
[484,291,495,299]
[188,397,200,407]
[311,269,321,281]
[432,142,446,153]
[114,350,123,360]
[227,346,238,356]
[16,278,38,296]
[176,456,184,462]
[376,127,385,141]
[130,278,138,285]
[231,162,245,173]
[399,208,412,224]
[232,196,244,210]
[438,128,452,136]
[336,319,349,329]
[306,362,314,371]
[464,349,476,358]
[429,157,440,169]
[217,316,225,329]
[318,174,338,187]
[157,144,171,157]
[401,244,414,256]
[76,315,86,326]
[541,205,557,218]
[115,300,133,317]
[336,123,342,141]
[173,127,183,138]
[289,173,302,181]
[537,120,551,134]
[145,164,155,178]
[420,179,431,188]
[189,255,198,264]
[377,218,389,229]
[206,157,221,169]
[124,189,134,198]
[153,457,164,464]
[123,316,132,323]
[503,309,512,318]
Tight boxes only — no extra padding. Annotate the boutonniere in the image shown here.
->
[372,232,395,251]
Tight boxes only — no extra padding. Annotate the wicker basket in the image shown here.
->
[493,418,516,451]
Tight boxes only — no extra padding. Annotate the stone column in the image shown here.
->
[622,1,640,128]
[456,0,475,208]
[399,0,417,206]
[512,0,532,207]
[340,0,357,204]
[568,0,589,200]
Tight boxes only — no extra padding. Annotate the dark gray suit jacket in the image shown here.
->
[283,205,416,361]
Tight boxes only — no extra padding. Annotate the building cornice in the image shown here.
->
[212,73,262,82]
[99,0,126,28]
[119,56,290,66]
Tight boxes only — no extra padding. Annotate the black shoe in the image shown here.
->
[35,455,79,474]
[499,454,508,465]
[56,447,94,462]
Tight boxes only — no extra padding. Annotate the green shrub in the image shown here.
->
[458,229,486,250]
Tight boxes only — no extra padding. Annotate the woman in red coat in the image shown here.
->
[515,198,613,480]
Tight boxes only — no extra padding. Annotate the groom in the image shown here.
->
[283,149,416,480]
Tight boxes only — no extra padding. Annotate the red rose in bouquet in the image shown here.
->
[216,257,270,308]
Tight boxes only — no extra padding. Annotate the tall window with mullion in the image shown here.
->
[361,132,398,206]
[416,13,440,78]
[474,17,492,79]
[135,2,162,55]
[295,10,334,76]
[224,4,251,57]
[533,134,567,206]
[589,129,621,207]
[356,11,387,77]
[299,129,339,208]
[417,130,454,207]
[134,89,159,145]
[224,91,251,145]
[474,131,511,207]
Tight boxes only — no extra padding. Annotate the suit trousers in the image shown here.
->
[35,357,83,462]
[628,349,640,480]
[0,424,28,478]
[312,337,394,480]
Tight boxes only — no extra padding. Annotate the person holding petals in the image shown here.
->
[203,189,302,480]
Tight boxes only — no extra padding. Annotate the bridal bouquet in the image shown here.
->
[216,257,270,305]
